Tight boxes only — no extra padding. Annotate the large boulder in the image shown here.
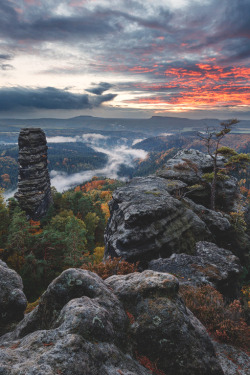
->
[157,149,239,212]
[104,176,211,262]
[148,241,242,298]
[0,269,224,375]
[0,260,27,335]
[105,270,224,375]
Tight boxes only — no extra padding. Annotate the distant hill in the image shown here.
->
[1,115,250,136]
[133,132,250,153]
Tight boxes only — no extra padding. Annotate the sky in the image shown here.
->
[0,0,250,119]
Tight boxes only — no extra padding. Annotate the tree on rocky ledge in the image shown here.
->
[198,119,250,210]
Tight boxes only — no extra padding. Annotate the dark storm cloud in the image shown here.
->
[0,87,116,111]
[86,82,113,95]
[0,1,121,42]
[1,0,250,67]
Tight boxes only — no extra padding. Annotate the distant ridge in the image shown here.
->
[0,115,249,135]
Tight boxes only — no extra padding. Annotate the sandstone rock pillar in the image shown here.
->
[15,128,53,220]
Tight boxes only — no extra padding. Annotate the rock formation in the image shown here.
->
[105,149,249,265]
[0,260,27,335]
[104,176,211,262]
[15,128,52,220]
[148,241,242,298]
[0,268,224,375]
[156,149,238,212]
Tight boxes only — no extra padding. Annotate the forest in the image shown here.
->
[0,177,123,300]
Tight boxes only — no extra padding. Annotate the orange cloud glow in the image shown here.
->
[123,63,250,111]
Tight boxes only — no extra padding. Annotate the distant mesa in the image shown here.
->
[15,128,53,220]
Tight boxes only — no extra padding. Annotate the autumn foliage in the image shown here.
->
[180,284,250,350]
[135,352,166,375]
[81,256,139,280]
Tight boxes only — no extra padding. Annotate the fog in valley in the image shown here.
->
[48,133,147,192]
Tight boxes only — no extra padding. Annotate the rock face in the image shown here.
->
[148,241,242,298]
[0,269,223,375]
[104,176,211,262]
[157,149,239,212]
[15,128,52,220]
[0,260,27,335]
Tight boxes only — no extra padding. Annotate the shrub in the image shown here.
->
[180,284,250,349]
[81,256,139,280]
[25,298,40,314]
[135,352,166,375]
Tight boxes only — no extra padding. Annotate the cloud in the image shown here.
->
[47,133,109,143]
[86,82,113,95]
[1,0,250,117]
[47,136,78,143]
[0,53,14,70]
[0,87,116,111]
[0,2,121,43]
[132,138,145,145]
[0,54,12,60]
[0,64,13,70]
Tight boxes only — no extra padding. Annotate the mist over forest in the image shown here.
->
[1,115,250,195]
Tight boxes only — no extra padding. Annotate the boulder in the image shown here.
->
[148,241,242,298]
[104,176,211,262]
[105,270,224,375]
[15,128,53,220]
[0,260,27,335]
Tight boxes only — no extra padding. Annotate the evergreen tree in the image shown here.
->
[6,207,31,272]
[64,216,87,267]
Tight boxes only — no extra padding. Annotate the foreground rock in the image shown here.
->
[15,128,52,220]
[148,241,242,298]
[0,268,148,375]
[105,176,211,262]
[0,269,223,375]
[106,270,223,375]
[0,260,27,335]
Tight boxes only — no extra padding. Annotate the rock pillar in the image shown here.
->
[15,128,52,220]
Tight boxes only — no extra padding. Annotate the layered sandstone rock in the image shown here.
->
[15,128,52,220]
[104,176,211,262]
